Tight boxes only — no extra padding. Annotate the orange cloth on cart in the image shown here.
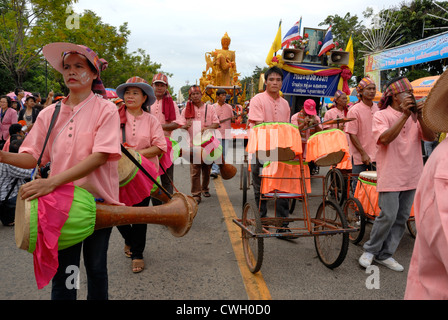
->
[306,129,349,165]
[246,122,302,158]
[354,175,414,218]
[261,161,311,195]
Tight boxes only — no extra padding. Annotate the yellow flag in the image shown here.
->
[265,22,282,65]
[345,35,354,74]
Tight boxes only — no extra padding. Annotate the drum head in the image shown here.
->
[360,171,377,180]
[314,150,345,167]
[15,187,31,251]
[118,149,139,184]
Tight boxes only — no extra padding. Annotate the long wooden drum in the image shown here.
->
[247,122,302,161]
[15,185,198,253]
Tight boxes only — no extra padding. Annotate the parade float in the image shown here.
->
[265,21,354,115]
[199,32,248,138]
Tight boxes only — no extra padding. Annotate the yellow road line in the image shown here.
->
[213,177,272,300]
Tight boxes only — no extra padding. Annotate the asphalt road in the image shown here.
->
[0,139,415,302]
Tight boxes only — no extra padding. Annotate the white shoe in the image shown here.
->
[359,252,374,268]
[374,257,404,272]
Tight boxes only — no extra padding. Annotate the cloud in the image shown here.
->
[74,0,400,95]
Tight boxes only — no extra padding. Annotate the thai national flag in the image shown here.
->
[281,18,302,48]
[318,26,335,56]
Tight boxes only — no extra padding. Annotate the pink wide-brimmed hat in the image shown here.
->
[42,42,108,98]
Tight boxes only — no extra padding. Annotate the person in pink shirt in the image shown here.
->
[150,73,181,200]
[178,85,219,204]
[0,95,18,150]
[211,88,234,178]
[0,43,121,299]
[345,77,379,191]
[358,77,435,272]
[291,99,322,171]
[323,90,349,130]
[116,76,167,273]
[405,71,448,298]
[247,66,294,238]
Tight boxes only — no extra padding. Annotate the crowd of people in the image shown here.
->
[0,41,446,300]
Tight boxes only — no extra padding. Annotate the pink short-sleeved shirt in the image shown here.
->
[149,99,181,137]
[248,91,290,127]
[372,106,423,192]
[178,103,219,146]
[213,102,233,139]
[123,110,168,169]
[20,93,122,205]
[345,101,379,165]
[405,139,448,300]
[323,107,346,129]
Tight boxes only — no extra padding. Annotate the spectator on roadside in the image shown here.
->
[0,138,32,226]
[2,123,25,151]
[0,95,18,149]
[14,87,25,110]
[18,95,40,133]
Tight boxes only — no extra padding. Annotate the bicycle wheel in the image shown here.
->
[241,203,264,273]
[313,200,349,269]
[343,196,366,244]
[407,218,417,238]
[325,168,346,206]
[242,164,248,210]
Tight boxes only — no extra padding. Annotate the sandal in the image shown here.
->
[132,259,145,273]
[124,244,132,258]
[193,196,201,204]
[202,191,211,197]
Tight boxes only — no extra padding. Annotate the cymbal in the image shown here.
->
[323,118,356,125]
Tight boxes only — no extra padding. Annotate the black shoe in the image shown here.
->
[277,227,299,240]
[210,172,218,178]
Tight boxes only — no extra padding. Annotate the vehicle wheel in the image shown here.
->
[313,200,349,269]
[407,218,417,238]
[343,196,366,244]
[242,164,248,210]
[325,168,346,207]
[241,203,264,273]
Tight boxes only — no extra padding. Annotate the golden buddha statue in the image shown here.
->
[214,32,236,86]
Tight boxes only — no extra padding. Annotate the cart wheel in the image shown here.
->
[343,196,366,244]
[325,168,346,206]
[407,218,417,238]
[242,164,248,209]
[313,200,349,269]
[289,199,296,214]
[242,203,264,273]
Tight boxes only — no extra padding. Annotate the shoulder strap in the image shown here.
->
[31,101,61,180]
[3,178,19,202]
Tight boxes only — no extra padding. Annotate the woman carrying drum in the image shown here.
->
[0,43,122,299]
[116,76,167,273]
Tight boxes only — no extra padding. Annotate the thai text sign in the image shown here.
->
[281,66,340,97]
[365,31,448,72]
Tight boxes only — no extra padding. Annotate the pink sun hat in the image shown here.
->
[303,99,317,115]
[42,42,109,99]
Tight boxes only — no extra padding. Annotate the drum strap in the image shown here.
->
[2,178,18,203]
[32,101,61,180]
[120,145,172,200]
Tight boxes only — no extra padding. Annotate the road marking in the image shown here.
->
[213,177,272,300]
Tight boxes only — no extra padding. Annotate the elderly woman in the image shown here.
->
[0,43,122,300]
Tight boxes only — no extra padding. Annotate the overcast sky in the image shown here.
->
[73,0,404,95]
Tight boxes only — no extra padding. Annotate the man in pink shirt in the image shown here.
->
[345,77,379,191]
[211,88,234,178]
[404,70,448,299]
[359,77,435,272]
[178,85,219,204]
[247,66,293,238]
[150,73,181,199]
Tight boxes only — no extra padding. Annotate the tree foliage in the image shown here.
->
[0,1,173,98]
